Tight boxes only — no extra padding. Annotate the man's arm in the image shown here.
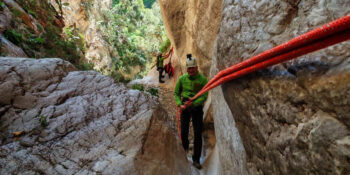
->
[174,77,182,106]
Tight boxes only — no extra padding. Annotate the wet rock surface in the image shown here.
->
[0,57,190,175]
[213,0,350,174]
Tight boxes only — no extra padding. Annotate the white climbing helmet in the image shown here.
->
[186,57,197,68]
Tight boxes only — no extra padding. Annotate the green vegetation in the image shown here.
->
[3,0,168,81]
[100,0,167,81]
[77,61,95,71]
[132,84,144,91]
[81,0,94,18]
[4,29,23,45]
[143,0,156,8]
[11,9,23,17]
[0,2,5,10]
[63,26,87,52]
[112,0,120,6]
[159,38,171,53]
[147,88,158,97]
[28,9,38,19]
[3,0,89,69]
[132,84,158,97]
[39,115,48,127]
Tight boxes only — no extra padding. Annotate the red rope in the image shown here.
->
[204,15,350,91]
[164,47,174,58]
[192,29,350,100]
[186,15,350,103]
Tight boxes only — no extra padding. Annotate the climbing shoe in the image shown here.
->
[192,161,202,169]
[159,80,165,83]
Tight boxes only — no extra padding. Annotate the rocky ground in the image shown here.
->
[0,57,190,175]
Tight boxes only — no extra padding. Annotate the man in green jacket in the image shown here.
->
[174,54,208,169]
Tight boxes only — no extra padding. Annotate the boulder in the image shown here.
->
[0,57,190,175]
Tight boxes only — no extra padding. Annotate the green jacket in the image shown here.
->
[174,72,208,107]
[157,56,164,68]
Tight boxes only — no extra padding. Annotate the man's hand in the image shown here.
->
[180,105,186,111]
[179,101,193,112]
[184,101,193,108]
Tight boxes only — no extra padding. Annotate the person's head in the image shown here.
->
[186,56,198,76]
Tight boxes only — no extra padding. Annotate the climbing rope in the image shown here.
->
[164,47,174,58]
[186,15,350,105]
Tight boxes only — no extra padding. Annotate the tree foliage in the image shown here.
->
[99,0,167,81]
[143,0,156,8]
[4,0,85,68]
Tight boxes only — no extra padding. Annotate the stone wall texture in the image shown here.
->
[162,0,350,174]
[53,0,117,71]
[214,0,350,174]
[0,57,190,175]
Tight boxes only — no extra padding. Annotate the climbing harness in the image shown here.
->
[186,15,350,105]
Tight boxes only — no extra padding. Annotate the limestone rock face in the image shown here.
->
[213,0,350,174]
[158,0,222,76]
[0,57,190,175]
[0,1,28,57]
[52,0,117,71]
[0,34,27,57]
[162,0,350,174]
[0,4,11,33]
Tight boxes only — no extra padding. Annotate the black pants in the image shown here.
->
[158,67,164,82]
[181,104,203,163]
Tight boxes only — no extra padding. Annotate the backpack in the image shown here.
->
[164,62,174,77]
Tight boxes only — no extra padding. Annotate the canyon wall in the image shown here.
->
[158,0,222,76]
[215,0,350,174]
[52,0,117,72]
[161,0,350,174]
